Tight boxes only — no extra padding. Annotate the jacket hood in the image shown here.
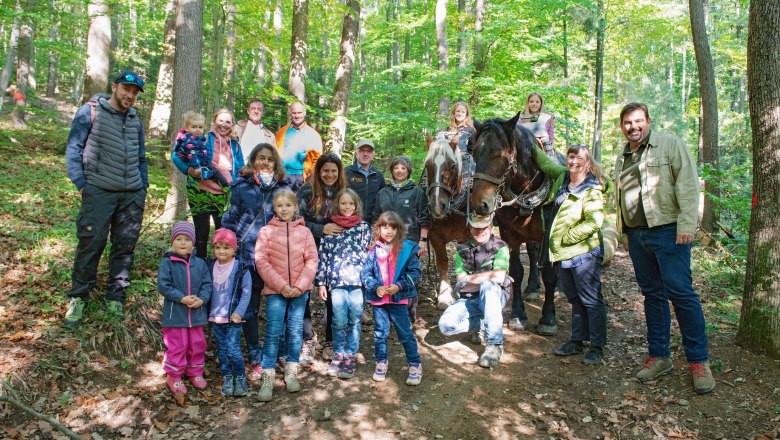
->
[268,215,305,228]
[163,249,198,260]
[569,173,604,196]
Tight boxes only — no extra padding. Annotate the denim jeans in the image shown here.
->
[626,224,709,363]
[331,287,363,355]
[373,303,421,364]
[211,323,246,377]
[558,255,607,348]
[438,280,507,345]
[261,292,309,370]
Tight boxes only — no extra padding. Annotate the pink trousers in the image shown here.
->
[162,326,207,378]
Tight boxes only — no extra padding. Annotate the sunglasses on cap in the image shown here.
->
[123,73,145,88]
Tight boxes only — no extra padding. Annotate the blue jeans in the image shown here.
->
[261,292,309,370]
[211,323,246,377]
[438,280,507,345]
[626,224,709,363]
[373,303,421,364]
[331,287,363,355]
[558,255,607,348]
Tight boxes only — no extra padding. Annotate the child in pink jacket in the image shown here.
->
[254,189,318,401]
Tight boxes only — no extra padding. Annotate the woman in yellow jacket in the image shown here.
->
[534,144,608,365]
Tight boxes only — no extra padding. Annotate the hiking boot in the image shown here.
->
[221,375,234,396]
[63,297,86,327]
[471,329,485,345]
[373,360,388,382]
[478,344,503,368]
[233,375,248,397]
[327,353,344,377]
[338,354,356,379]
[508,318,529,332]
[247,363,263,382]
[583,347,604,365]
[406,363,422,386]
[321,342,334,361]
[167,376,187,395]
[189,376,208,390]
[636,357,673,382]
[300,340,316,367]
[554,340,584,356]
[284,362,301,393]
[689,362,715,394]
[105,300,124,321]
[257,370,275,402]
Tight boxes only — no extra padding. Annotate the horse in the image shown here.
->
[423,137,473,309]
[470,112,559,335]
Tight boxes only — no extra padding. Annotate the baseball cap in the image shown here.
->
[113,70,145,92]
[355,139,375,150]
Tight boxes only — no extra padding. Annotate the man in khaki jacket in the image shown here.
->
[614,102,714,394]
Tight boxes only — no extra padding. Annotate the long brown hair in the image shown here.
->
[241,143,286,182]
[309,153,346,216]
[521,92,547,115]
[372,211,406,254]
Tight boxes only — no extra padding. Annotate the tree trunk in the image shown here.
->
[207,1,225,117]
[328,0,360,157]
[272,0,282,84]
[257,10,271,90]
[358,4,367,112]
[82,0,112,103]
[563,12,570,142]
[12,0,34,128]
[737,0,780,359]
[591,0,605,161]
[225,3,236,112]
[163,0,204,223]
[681,43,687,112]
[435,0,448,116]
[470,0,485,105]
[457,0,466,68]
[288,0,309,102]
[0,0,21,112]
[689,0,720,234]
[147,0,176,139]
[46,14,57,98]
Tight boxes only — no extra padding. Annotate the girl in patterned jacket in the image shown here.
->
[315,188,372,379]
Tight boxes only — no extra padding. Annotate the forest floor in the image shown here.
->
[0,101,778,439]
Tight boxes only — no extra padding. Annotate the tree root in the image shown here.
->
[0,380,83,440]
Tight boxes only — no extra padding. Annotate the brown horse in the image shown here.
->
[471,113,558,335]
[423,138,472,309]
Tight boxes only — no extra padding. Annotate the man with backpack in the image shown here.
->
[63,70,148,327]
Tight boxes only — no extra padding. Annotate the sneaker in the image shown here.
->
[166,376,187,394]
[689,362,715,394]
[636,357,674,382]
[477,344,503,368]
[247,363,263,382]
[221,375,234,396]
[406,363,422,386]
[583,347,603,365]
[372,360,388,382]
[257,370,275,402]
[275,356,286,372]
[554,341,584,356]
[105,300,123,321]
[233,375,248,397]
[63,297,86,327]
[508,318,528,332]
[327,353,344,377]
[189,376,208,390]
[321,342,334,361]
[338,354,356,379]
[300,340,316,367]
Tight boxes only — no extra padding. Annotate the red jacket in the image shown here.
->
[255,216,318,295]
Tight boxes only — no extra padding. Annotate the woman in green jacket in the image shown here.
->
[534,144,607,365]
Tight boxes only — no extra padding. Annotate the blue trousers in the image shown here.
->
[331,287,363,355]
[557,253,607,348]
[261,292,309,370]
[211,323,246,377]
[438,280,507,345]
[372,303,421,364]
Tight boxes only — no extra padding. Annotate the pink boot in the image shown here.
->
[167,376,187,394]
[189,375,208,390]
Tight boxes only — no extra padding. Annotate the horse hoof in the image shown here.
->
[536,324,558,336]
[508,318,529,332]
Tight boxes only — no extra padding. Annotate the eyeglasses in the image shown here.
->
[124,73,145,89]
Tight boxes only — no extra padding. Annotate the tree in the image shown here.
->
[46,14,57,98]
[289,0,310,101]
[12,0,35,128]
[163,0,204,223]
[82,0,112,102]
[591,0,605,161]
[0,0,21,112]
[737,0,780,359]
[328,0,360,156]
[147,0,176,139]
[689,0,719,235]
[435,0,448,115]
[225,3,237,112]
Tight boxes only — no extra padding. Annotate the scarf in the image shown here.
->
[331,215,362,229]
[213,259,235,286]
[391,180,409,189]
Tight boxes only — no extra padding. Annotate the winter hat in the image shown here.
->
[390,155,413,176]
[212,228,238,250]
[171,222,196,244]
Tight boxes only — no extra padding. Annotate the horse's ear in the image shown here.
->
[505,112,521,132]
[474,119,482,132]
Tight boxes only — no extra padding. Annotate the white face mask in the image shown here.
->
[257,171,274,185]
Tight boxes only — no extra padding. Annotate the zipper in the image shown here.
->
[286,223,292,286]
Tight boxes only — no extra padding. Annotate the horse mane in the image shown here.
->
[424,138,462,176]
[478,116,538,177]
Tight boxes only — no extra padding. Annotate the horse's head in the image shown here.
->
[424,138,462,219]
[471,112,538,215]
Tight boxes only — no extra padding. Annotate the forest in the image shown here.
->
[0,0,778,438]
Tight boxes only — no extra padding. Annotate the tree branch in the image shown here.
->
[0,380,83,440]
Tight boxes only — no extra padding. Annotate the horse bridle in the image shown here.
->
[423,154,470,218]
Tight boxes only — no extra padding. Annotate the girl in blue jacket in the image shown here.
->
[361,211,423,386]
[157,222,212,397]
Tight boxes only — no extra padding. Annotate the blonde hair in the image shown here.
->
[448,101,474,131]
[522,92,547,115]
[334,188,363,218]
[211,108,237,138]
[183,111,205,128]
[273,189,298,214]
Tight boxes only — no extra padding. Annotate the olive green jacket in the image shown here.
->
[534,149,605,263]
[613,131,700,239]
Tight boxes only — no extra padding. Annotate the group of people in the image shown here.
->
[62,69,715,402]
